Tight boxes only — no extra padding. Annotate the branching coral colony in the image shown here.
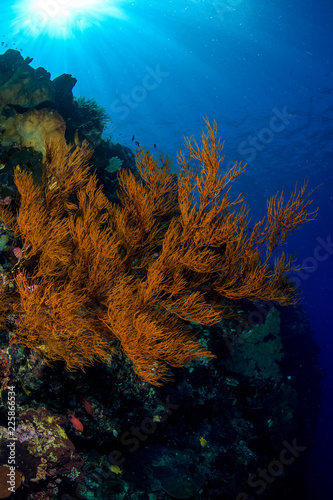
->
[0,120,317,385]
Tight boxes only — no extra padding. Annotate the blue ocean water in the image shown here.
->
[1,0,332,497]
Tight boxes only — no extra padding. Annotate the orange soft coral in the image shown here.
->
[0,120,317,385]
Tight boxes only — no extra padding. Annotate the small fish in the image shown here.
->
[153,144,156,149]
[0,234,9,251]
[69,411,84,432]
[83,398,93,415]
[135,141,140,148]
[199,436,208,447]
[109,465,122,475]
[131,135,135,141]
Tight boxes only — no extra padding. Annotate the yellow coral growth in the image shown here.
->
[0,122,317,385]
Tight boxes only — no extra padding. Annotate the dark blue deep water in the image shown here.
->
[0,1,332,498]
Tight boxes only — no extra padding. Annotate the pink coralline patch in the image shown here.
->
[0,407,84,484]
[0,196,12,205]
[13,247,23,260]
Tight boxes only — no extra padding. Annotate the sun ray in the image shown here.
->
[11,0,128,39]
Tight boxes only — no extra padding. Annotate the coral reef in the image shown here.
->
[222,307,284,382]
[0,406,84,484]
[0,51,322,500]
[105,155,123,175]
[72,96,110,148]
[0,48,135,202]
[1,108,66,157]
[0,50,66,156]
[0,119,316,385]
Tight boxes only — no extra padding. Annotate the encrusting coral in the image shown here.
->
[0,120,317,385]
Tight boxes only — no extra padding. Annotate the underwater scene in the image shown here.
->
[0,1,332,499]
